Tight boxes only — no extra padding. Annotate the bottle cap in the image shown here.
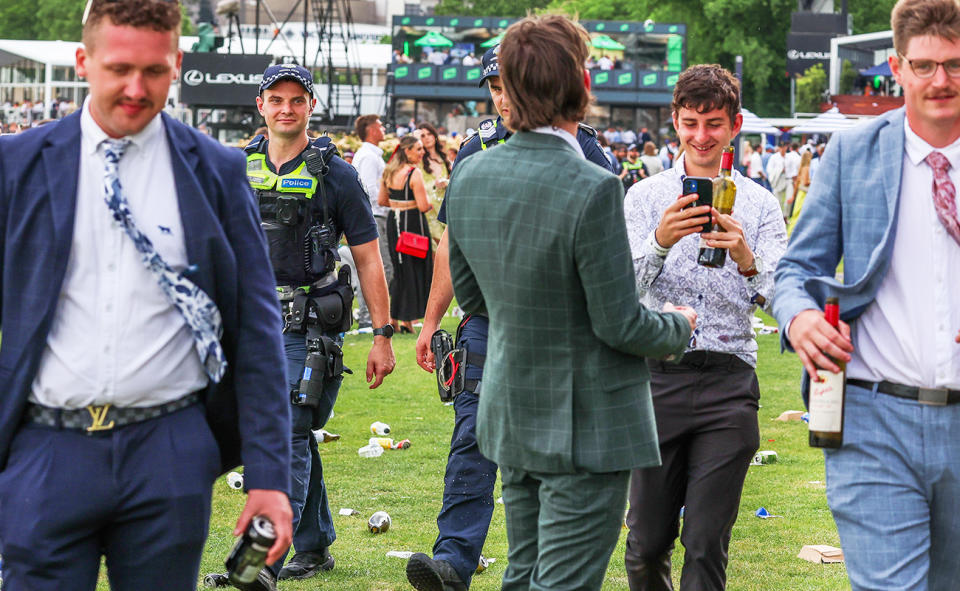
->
[720,146,734,171]
[824,297,839,327]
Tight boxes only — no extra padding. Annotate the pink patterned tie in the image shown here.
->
[925,151,960,247]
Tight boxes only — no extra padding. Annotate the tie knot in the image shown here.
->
[926,151,951,173]
[102,138,131,163]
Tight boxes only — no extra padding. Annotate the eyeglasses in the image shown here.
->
[82,0,179,25]
[899,54,960,79]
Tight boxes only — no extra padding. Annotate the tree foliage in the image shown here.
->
[434,0,551,17]
[550,0,795,116]
[0,0,84,41]
[795,62,827,113]
[0,0,195,41]
[848,0,898,35]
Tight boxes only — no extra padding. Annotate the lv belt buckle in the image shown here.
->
[918,387,948,406]
[85,403,116,432]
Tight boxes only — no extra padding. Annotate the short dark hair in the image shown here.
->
[82,0,181,49]
[671,64,740,126]
[892,0,960,55]
[354,114,381,142]
[499,14,592,131]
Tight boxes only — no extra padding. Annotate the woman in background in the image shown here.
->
[378,135,434,333]
[786,150,812,234]
[416,122,451,246]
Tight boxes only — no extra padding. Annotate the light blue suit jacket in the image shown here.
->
[774,107,907,347]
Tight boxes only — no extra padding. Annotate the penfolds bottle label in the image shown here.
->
[808,369,844,433]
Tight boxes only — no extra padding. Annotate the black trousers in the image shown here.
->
[625,352,760,591]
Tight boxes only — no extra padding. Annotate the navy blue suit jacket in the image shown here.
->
[0,112,290,493]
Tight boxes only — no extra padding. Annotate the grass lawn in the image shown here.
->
[91,312,850,590]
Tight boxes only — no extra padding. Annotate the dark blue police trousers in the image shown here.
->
[432,316,497,588]
[270,330,341,574]
[0,403,220,591]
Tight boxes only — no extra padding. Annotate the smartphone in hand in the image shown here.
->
[682,176,713,233]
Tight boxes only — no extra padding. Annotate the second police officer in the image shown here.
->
[407,45,615,591]
[238,64,396,591]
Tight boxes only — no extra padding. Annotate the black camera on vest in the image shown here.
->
[275,195,302,226]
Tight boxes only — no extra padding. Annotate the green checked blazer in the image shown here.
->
[446,131,691,474]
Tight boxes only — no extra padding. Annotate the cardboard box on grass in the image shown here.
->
[798,545,844,564]
[775,410,805,421]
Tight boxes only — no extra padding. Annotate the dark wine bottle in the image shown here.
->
[808,297,846,448]
[697,146,736,268]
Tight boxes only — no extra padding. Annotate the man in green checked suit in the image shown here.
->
[445,15,696,591]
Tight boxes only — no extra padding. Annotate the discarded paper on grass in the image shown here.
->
[798,545,844,564]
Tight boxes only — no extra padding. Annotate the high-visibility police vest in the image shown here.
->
[244,135,336,285]
[622,160,644,189]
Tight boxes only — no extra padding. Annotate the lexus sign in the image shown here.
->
[180,53,273,107]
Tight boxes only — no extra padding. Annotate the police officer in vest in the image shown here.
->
[406,46,614,591]
[620,143,648,190]
[238,64,395,590]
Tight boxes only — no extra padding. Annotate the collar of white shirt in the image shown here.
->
[361,141,384,157]
[530,125,584,159]
[80,96,164,158]
[904,114,960,169]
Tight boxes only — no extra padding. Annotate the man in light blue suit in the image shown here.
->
[774,1,960,589]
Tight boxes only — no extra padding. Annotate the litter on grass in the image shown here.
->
[798,545,844,564]
[774,410,805,421]
[754,507,782,519]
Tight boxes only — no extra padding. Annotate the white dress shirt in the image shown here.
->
[784,150,801,179]
[30,99,207,409]
[353,141,387,217]
[847,117,960,389]
[530,125,584,159]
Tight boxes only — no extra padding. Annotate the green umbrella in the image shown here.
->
[591,34,625,51]
[414,31,454,47]
[480,33,504,48]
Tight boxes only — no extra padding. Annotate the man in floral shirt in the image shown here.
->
[622,64,787,591]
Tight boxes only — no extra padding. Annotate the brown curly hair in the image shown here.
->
[83,0,182,49]
[671,64,740,126]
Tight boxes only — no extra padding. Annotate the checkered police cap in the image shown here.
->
[479,44,500,87]
[259,63,315,97]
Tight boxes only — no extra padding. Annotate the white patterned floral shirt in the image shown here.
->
[624,154,787,367]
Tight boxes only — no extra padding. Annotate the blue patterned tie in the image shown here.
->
[101,139,227,383]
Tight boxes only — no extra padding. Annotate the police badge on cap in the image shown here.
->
[479,45,500,87]
[259,63,315,97]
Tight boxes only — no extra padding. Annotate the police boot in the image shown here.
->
[278,548,335,580]
[406,553,467,591]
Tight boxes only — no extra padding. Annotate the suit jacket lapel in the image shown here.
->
[879,109,905,223]
[162,113,214,296]
[42,112,82,290]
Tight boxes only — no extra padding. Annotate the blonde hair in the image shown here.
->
[382,135,421,189]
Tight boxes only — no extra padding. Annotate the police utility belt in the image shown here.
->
[430,318,485,402]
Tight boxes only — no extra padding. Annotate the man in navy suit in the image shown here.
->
[0,1,292,589]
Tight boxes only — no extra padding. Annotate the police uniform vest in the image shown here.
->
[244,135,339,287]
[477,119,506,150]
[622,160,644,189]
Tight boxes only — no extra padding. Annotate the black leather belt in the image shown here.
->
[847,379,960,406]
[25,392,202,433]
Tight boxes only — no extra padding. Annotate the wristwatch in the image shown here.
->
[738,257,761,278]
[372,324,394,338]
